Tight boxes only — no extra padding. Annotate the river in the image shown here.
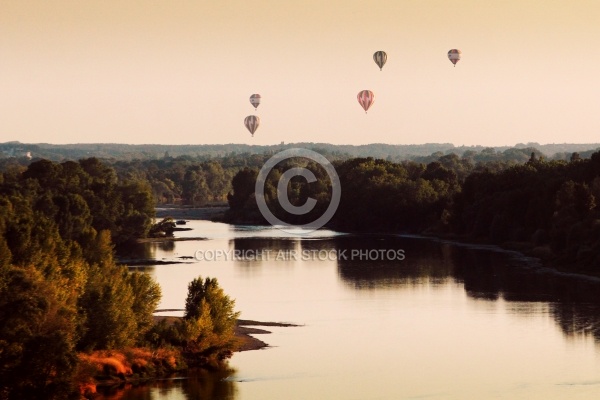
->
[99,220,600,399]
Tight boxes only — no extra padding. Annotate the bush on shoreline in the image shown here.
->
[75,347,187,398]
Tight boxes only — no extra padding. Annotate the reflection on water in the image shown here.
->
[97,370,236,400]
[230,238,300,269]
[117,241,157,260]
[331,235,456,289]
[231,238,299,253]
[157,240,176,252]
[334,235,600,341]
[107,221,600,400]
[553,303,600,343]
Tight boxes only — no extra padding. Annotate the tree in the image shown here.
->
[182,277,240,360]
[115,179,155,242]
[127,271,162,338]
[182,167,210,206]
[77,231,137,351]
[227,168,258,210]
[185,277,239,335]
[0,266,78,398]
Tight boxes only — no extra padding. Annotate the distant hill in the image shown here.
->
[1,141,599,162]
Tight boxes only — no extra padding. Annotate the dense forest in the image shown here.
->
[226,150,600,275]
[2,145,594,209]
[0,159,239,399]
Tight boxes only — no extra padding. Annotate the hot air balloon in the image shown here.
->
[244,115,260,137]
[373,51,387,71]
[249,94,261,110]
[448,49,461,67]
[357,90,375,113]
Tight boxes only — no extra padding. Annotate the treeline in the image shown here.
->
[225,156,463,230]
[2,146,577,208]
[2,146,599,209]
[0,158,154,244]
[454,154,600,274]
[2,140,600,162]
[225,150,532,228]
[109,152,348,206]
[110,155,271,206]
[226,151,600,275]
[0,154,264,207]
[0,159,239,398]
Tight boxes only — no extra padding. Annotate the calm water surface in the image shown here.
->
[101,220,600,399]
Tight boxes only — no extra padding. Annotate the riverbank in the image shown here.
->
[235,319,301,351]
[222,203,600,280]
[415,229,600,281]
[78,318,298,398]
[155,206,228,221]
[118,259,193,266]
[152,315,300,352]
[136,236,207,243]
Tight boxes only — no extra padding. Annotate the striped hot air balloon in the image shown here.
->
[357,90,375,113]
[244,115,260,137]
[448,49,461,66]
[249,94,261,110]
[373,51,387,71]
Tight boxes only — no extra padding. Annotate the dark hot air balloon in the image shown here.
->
[448,49,461,67]
[357,90,375,113]
[244,115,260,137]
[373,51,387,71]
[249,94,261,110]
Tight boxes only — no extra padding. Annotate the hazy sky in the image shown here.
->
[1,1,600,146]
